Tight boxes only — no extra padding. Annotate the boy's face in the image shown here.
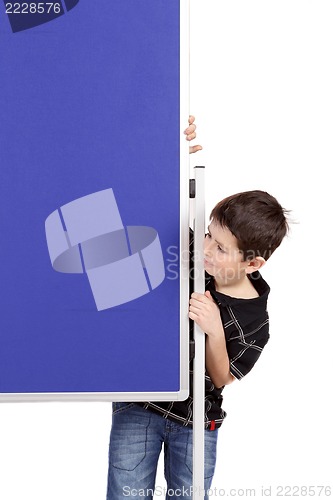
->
[203,221,250,285]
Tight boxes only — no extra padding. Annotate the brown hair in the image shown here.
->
[210,190,289,260]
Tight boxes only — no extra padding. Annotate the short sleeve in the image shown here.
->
[227,322,270,380]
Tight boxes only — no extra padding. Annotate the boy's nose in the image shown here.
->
[203,242,212,256]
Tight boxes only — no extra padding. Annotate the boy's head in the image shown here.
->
[210,190,289,261]
[204,190,289,284]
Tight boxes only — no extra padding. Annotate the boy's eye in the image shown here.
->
[206,233,225,253]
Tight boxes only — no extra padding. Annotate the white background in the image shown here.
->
[1,1,332,498]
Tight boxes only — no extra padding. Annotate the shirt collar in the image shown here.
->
[205,271,270,322]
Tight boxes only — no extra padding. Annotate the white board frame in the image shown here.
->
[0,0,190,404]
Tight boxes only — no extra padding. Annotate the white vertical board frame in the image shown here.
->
[180,0,191,409]
[193,166,206,499]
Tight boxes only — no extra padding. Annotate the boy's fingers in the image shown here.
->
[191,292,209,303]
[189,296,204,307]
[189,145,203,154]
[186,132,197,142]
[184,124,196,135]
[189,305,201,314]
[185,116,201,155]
[189,311,200,322]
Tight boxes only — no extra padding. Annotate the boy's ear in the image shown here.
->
[245,256,266,274]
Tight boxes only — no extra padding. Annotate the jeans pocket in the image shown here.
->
[185,429,218,479]
[112,402,136,415]
[110,405,150,471]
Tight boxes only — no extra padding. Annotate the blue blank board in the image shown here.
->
[0,0,189,400]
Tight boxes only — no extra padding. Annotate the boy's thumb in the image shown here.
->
[205,290,212,300]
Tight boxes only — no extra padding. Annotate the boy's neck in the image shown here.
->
[214,274,259,299]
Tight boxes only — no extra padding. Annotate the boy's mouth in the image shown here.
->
[204,259,213,267]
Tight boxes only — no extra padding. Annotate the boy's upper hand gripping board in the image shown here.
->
[184,115,203,154]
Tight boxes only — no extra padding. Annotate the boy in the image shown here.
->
[106,118,289,499]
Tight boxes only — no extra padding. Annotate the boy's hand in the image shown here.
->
[184,115,203,154]
[189,291,224,338]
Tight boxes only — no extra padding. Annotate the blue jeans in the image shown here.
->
[107,403,218,499]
